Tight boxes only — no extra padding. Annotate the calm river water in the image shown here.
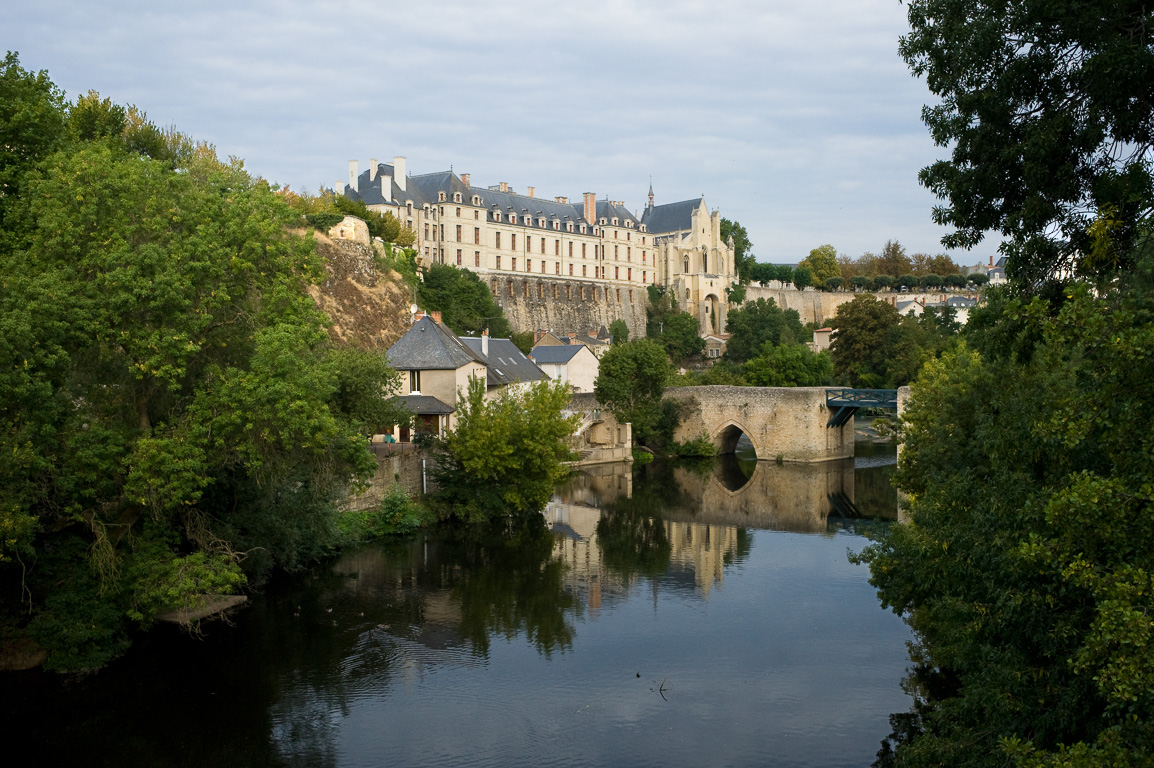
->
[5,440,911,768]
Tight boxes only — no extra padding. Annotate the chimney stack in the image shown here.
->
[334,181,346,195]
[481,328,489,357]
[555,196,568,204]
[393,156,407,192]
[499,181,509,193]
[528,186,535,198]
[461,173,470,187]
[369,159,378,182]
[583,192,596,226]
[348,160,359,191]
[430,310,442,324]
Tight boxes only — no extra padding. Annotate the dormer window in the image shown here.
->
[472,195,480,205]
[612,217,618,226]
[640,225,646,233]
[438,191,446,202]
[580,224,586,234]
[539,218,546,228]
[600,218,607,225]
[567,223,574,233]
[453,192,461,203]
[553,220,560,230]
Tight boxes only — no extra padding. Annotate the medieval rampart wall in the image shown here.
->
[489,275,649,338]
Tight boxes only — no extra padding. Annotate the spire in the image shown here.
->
[647,177,654,209]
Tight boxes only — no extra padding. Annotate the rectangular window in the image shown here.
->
[455,207,461,217]
[541,237,546,254]
[568,242,573,257]
[614,245,619,258]
[474,227,480,244]
[527,259,531,272]
[475,251,480,267]
[615,266,619,279]
[554,261,559,275]
[456,225,462,242]
[424,223,429,238]
[474,210,479,220]
[512,257,517,271]
[628,267,632,281]
[554,239,559,255]
[643,271,647,282]
[627,247,631,261]
[495,232,501,249]
[582,265,587,276]
[409,370,421,392]
[496,254,501,269]
[581,243,587,258]
[511,233,516,251]
[439,225,444,240]
[627,231,631,241]
[569,264,574,276]
[456,249,462,266]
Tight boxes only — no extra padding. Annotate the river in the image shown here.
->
[4,439,911,768]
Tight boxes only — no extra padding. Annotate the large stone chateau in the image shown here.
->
[334,156,737,335]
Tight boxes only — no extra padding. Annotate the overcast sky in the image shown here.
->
[7,0,999,266]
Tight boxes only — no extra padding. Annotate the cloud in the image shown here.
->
[7,0,999,266]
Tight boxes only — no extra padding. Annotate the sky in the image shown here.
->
[7,0,1000,267]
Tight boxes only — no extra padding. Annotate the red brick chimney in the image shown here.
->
[583,192,596,226]
[461,173,470,187]
[431,310,442,324]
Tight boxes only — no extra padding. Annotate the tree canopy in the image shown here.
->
[723,297,805,362]
[417,263,513,338]
[799,244,841,285]
[594,339,672,445]
[902,0,1154,287]
[720,218,754,283]
[0,57,406,670]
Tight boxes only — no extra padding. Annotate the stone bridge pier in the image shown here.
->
[664,386,854,463]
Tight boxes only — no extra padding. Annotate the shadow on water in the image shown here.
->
[3,439,903,768]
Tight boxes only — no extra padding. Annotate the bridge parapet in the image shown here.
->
[665,386,853,463]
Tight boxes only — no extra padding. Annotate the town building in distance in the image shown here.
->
[334,156,737,334]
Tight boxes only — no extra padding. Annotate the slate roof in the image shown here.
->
[395,394,455,415]
[641,197,703,235]
[530,345,585,365]
[594,200,641,227]
[947,296,977,307]
[460,337,548,387]
[345,164,432,208]
[409,172,596,229]
[387,316,486,370]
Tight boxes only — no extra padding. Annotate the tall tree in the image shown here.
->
[594,339,671,444]
[720,218,754,283]
[902,0,1154,287]
[723,298,805,363]
[799,244,841,285]
[418,263,512,338]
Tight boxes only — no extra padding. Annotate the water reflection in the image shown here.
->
[4,441,905,768]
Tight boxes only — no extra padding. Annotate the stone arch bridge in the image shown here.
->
[664,386,905,463]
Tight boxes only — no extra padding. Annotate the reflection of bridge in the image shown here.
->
[664,386,907,462]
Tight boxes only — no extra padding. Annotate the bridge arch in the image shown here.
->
[714,421,759,457]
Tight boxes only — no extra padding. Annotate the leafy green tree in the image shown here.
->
[0,52,67,238]
[743,343,833,387]
[944,273,967,290]
[748,262,775,284]
[859,276,1154,767]
[792,265,814,290]
[829,295,902,387]
[725,282,747,305]
[873,274,894,291]
[720,217,754,283]
[877,240,914,277]
[608,318,629,344]
[418,263,512,338]
[724,298,805,363]
[0,105,406,668]
[594,339,672,446]
[850,275,872,291]
[656,310,705,362]
[510,331,534,354]
[967,272,989,287]
[800,244,841,285]
[897,274,919,290]
[430,377,577,523]
[825,276,844,291]
[901,0,1154,287]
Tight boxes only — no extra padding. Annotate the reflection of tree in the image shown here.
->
[597,464,679,581]
[436,518,577,657]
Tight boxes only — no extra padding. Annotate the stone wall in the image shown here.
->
[665,385,853,463]
[490,275,649,338]
[743,285,858,326]
[345,446,431,511]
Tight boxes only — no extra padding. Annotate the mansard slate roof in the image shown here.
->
[641,197,704,235]
[594,200,641,226]
[348,165,432,207]
[529,345,584,365]
[460,337,547,387]
[387,316,485,370]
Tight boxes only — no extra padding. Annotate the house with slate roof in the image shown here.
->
[529,343,600,394]
[333,156,737,335]
[384,311,549,441]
